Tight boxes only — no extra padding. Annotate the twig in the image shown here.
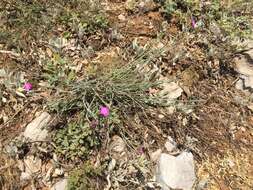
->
[0,165,12,171]
[226,77,239,90]
[104,174,111,190]
[0,50,20,57]
[0,103,28,128]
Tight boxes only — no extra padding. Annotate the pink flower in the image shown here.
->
[191,17,197,28]
[99,106,110,117]
[137,146,144,154]
[23,82,32,91]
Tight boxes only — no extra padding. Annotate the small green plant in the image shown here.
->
[161,0,178,19]
[42,54,76,86]
[54,122,100,161]
[67,161,106,190]
[57,0,108,36]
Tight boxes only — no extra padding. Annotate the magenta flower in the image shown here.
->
[23,82,33,91]
[99,106,110,117]
[191,17,197,28]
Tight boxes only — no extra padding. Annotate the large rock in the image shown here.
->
[23,112,51,141]
[156,152,196,190]
[235,60,253,90]
[235,40,253,92]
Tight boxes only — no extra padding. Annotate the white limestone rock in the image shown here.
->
[23,112,51,141]
[156,152,196,190]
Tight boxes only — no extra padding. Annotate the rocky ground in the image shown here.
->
[0,0,253,190]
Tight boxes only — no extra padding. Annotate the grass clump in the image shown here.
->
[49,49,167,119]
[49,48,168,163]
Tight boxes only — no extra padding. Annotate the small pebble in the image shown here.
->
[118,14,126,21]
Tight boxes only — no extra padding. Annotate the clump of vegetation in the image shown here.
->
[159,0,252,38]
[56,0,108,37]
[153,0,252,77]
[42,54,76,86]
[0,0,108,51]
[0,0,50,50]
[49,49,167,119]
[67,161,106,190]
[53,100,122,164]
[49,48,168,163]
[54,122,100,161]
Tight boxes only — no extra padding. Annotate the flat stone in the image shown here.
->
[156,152,196,190]
[159,81,183,102]
[196,178,209,190]
[118,14,126,21]
[4,142,18,157]
[24,155,42,175]
[138,0,158,12]
[150,149,162,162]
[164,136,177,152]
[23,112,51,141]
[20,172,31,181]
[52,168,64,177]
[109,135,127,161]
[234,40,253,91]
[51,179,68,190]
